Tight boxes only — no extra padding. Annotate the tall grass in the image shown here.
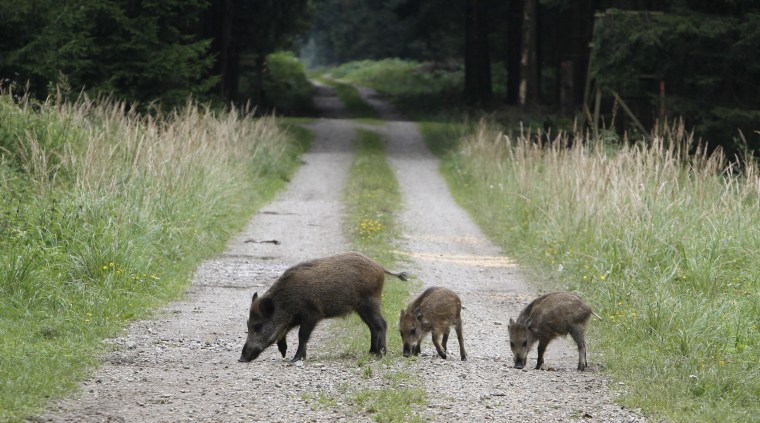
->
[0,93,307,421]
[428,120,760,422]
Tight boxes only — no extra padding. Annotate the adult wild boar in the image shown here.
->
[399,286,466,360]
[239,252,407,363]
[508,292,600,371]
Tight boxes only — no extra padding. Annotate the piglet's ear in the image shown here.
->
[414,307,423,321]
[260,297,275,318]
[508,318,515,327]
[251,292,258,302]
[400,309,405,318]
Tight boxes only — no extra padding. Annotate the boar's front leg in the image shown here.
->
[277,336,287,358]
[431,331,447,359]
[535,337,549,370]
[291,319,317,362]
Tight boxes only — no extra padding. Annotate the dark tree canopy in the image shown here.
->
[591,5,760,155]
[1,0,215,105]
[0,0,314,106]
[1,0,758,155]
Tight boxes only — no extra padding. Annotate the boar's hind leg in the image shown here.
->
[277,337,287,358]
[431,331,447,359]
[357,299,387,357]
[569,326,588,371]
[455,321,467,361]
[441,328,450,352]
[291,319,317,362]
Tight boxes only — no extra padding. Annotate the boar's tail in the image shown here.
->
[591,310,603,321]
[385,270,408,281]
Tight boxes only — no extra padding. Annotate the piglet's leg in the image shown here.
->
[569,326,588,371]
[431,332,447,359]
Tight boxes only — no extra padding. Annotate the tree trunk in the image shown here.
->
[219,0,240,101]
[201,0,240,102]
[465,0,492,105]
[253,54,266,106]
[475,0,492,103]
[464,0,477,103]
[560,60,574,116]
[506,0,522,105]
[519,0,538,108]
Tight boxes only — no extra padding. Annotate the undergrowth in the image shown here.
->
[317,78,379,120]
[326,59,465,121]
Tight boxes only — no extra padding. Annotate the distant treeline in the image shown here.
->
[0,0,311,108]
[306,0,760,156]
[1,1,758,154]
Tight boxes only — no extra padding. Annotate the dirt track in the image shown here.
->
[34,84,645,422]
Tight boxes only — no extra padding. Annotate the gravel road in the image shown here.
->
[33,85,646,422]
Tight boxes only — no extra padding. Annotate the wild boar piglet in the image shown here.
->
[399,286,466,360]
[508,291,599,371]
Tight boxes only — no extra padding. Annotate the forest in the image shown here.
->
[1,0,759,152]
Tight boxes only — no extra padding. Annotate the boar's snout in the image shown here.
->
[510,346,530,369]
[402,343,412,357]
[239,344,262,363]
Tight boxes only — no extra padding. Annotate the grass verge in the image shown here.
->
[422,120,760,422]
[0,94,309,421]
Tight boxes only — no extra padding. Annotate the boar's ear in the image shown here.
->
[251,292,258,303]
[414,307,423,321]
[259,297,275,318]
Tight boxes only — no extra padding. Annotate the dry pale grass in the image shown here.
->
[0,93,298,421]
[442,119,760,422]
